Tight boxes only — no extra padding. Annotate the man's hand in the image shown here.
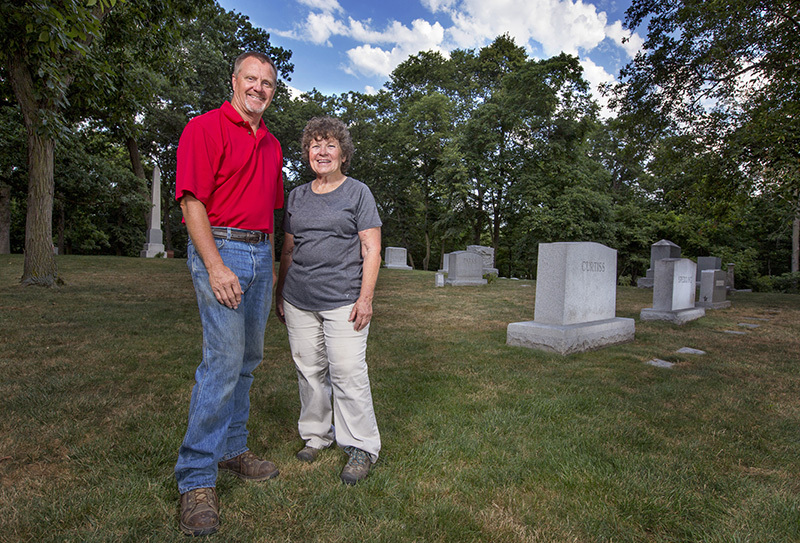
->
[208,264,242,309]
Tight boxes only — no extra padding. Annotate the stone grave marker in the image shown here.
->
[507,242,635,354]
[384,247,412,270]
[466,245,499,276]
[696,256,722,282]
[141,165,166,258]
[439,252,451,273]
[637,239,681,288]
[640,258,705,324]
[445,251,487,286]
[697,269,730,309]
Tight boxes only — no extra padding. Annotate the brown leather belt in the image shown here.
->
[210,226,268,243]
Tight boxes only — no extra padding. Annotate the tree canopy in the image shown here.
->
[1,1,797,290]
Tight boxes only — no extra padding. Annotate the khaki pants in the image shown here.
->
[283,301,381,461]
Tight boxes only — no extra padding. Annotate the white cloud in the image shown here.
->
[420,0,457,12]
[604,20,644,58]
[579,56,616,116]
[279,0,644,92]
[304,12,347,45]
[443,0,609,56]
[296,0,343,14]
[344,19,445,77]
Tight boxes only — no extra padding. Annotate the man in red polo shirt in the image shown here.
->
[173,51,284,537]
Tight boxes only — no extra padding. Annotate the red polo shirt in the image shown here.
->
[176,101,284,233]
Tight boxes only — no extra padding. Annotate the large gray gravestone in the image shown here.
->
[507,242,635,354]
[466,245,499,276]
[697,269,730,309]
[696,256,722,282]
[140,165,166,258]
[637,239,681,288]
[640,258,705,324]
[445,251,487,286]
[384,247,412,270]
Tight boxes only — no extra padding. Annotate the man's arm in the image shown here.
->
[180,193,243,309]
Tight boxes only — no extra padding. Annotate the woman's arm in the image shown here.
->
[350,227,381,331]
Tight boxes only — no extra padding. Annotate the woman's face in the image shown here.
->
[309,137,345,178]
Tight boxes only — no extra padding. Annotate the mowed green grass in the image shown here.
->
[1,254,798,542]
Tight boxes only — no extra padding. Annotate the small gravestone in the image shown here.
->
[507,242,635,354]
[637,239,681,288]
[439,252,451,273]
[640,258,705,324]
[445,251,487,286]
[141,165,166,258]
[697,269,730,309]
[726,263,735,292]
[646,359,675,368]
[466,245,499,276]
[384,247,412,270]
[434,272,445,287]
[696,256,722,282]
[676,347,706,355]
[738,322,760,329]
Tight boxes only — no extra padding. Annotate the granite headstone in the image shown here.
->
[507,242,635,354]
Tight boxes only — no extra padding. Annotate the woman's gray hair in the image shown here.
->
[301,116,355,174]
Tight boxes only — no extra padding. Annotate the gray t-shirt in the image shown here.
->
[282,177,382,311]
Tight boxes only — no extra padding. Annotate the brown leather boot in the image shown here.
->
[218,450,279,481]
[179,487,219,536]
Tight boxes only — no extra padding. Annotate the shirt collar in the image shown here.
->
[221,101,268,133]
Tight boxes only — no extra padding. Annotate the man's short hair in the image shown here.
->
[233,52,277,77]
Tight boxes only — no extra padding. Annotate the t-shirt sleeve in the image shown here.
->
[356,184,382,231]
[175,117,219,203]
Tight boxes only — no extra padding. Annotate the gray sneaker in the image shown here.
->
[340,447,372,485]
[296,446,321,463]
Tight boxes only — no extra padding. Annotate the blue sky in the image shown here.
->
[217,0,642,109]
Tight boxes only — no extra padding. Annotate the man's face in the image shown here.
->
[231,57,277,117]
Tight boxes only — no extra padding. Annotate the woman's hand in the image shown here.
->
[349,296,373,331]
[275,294,286,325]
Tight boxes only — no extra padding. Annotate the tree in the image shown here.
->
[0,0,120,286]
[614,0,800,272]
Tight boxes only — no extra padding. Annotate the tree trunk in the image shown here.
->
[0,183,10,254]
[9,51,61,286]
[22,130,60,286]
[793,200,799,274]
[423,230,430,271]
[56,199,65,255]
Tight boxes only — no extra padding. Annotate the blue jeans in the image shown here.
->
[175,235,273,494]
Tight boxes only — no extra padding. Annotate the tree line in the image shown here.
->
[1,0,797,290]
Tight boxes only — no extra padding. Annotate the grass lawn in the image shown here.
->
[1,254,799,542]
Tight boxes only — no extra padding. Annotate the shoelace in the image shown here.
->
[346,448,369,467]
[194,488,216,506]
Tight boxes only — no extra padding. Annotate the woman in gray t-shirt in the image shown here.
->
[275,116,382,485]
